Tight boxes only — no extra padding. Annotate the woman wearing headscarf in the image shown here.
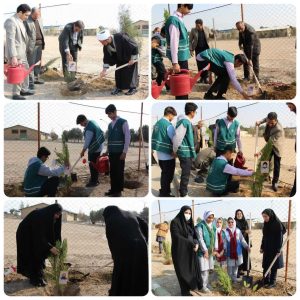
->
[260,209,286,289]
[103,206,148,296]
[195,211,216,293]
[234,209,251,277]
[170,205,202,296]
[214,217,227,267]
[16,203,62,286]
[225,217,250,283]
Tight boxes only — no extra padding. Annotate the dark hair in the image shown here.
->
[152,27,160,34]
[164,221,169,224]
[17,4,31,13]
[234,54,248,65]
[76,114,87,124]
[267,112,277,120]
[164,106,177,116]
[195,19,203,25]
[227,106,238,118]
[227,217,234,222]
[177,4,194,10]
[185,102,198,115]
[160,26,166,36]
[31,7,39,13]
[151,36,161,43]
[220,145,234,155]
[37,147,51,158]
[105,104,117,114]
[74,20,85,30]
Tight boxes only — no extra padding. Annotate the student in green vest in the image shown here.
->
[196,48,250,99]
[104,104,131,197]
[152,106,177,197]
[206,146,254,196]
[196,211,216,293]
[24,147,68,197]
[77,114,105,187]
[165,4,193,99]
[173,102,198,197]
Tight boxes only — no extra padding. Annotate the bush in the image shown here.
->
[215,265,232,295]
[162,240,172,265]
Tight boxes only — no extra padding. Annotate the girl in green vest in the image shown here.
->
[196,211,216,293]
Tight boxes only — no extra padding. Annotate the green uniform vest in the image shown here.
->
[200,48,234,68]
[176,118,196,158]
[152,118,173,154]
[216,119,239,151]
[84,120,105,153]
[24,159,47,196]
[196,221,216,257]
[165,16,191,62]
[152,48,163,64]
[206,158,229,194]
[108,118,126,153]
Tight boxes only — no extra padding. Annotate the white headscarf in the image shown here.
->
[226,218,236,233]
[96,29,111,41]
[203,210,214,228]
[216,218,223,233]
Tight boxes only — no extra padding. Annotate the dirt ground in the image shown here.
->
[4,140,149,197]
[152,136,295,197]
[154,37,296,100]
[4,36,148,100]
[4,216,113,296]
[151,229,296,296]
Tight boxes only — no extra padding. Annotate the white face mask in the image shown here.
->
[184,213,191,221]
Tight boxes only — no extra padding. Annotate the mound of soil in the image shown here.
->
[86,77,114,90]
[60,79,88,96]
[41,68,63,81]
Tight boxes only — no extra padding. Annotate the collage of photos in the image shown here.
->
[1,1,297,299]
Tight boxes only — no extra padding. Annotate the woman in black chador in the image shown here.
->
[103,206,148,296]
[235,209,251,277]
[16,203,62,286]
[260,208,286,289]
[170,205,202,296]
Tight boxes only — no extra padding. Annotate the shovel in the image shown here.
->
[242,213,253,287]
[250,65,267,99]
[252,233,290,291]
[68,156,82,182]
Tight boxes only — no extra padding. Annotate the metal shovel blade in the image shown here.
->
[242,274,253,288]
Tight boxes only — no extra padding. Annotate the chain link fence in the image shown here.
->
[151,101,296,197]
[4,199,148,296]
[4,102,149,197]
[151,199,296,296]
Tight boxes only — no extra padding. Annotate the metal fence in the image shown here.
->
[151,101,296,197]
[4,102,149,197]
[151,199,296,296]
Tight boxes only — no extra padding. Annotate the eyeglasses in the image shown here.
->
[228,221,234,224]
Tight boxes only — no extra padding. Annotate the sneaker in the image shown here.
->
[85,181,99,187]
[201,287,211,293]
[159,193,175,197]
[215,94,227,100]
[266,282,276,289]
[12,94,26,100]
[20,90,34,96]
[203,92,216,100]
[125,88,137,95]
[111,88,123,95]
[34,79,44,84]
[194,176,205,184]
[272,182,278,192]
[108,192,122,197]
[105,190,113,196]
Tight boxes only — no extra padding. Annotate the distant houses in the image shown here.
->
[4,125,50,141]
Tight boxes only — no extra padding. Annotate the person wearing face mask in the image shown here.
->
[195,211,216,293]
[170,206,202,296]
[225,217,250,283]
[255,112,285,192]
[214,218,227,267]
[260,209,286,289]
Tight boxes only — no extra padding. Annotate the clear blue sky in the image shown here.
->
[151,199,295,224]
[151,102,296,128]
[151,4,296,31]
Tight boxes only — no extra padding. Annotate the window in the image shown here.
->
[12,129,18,134]
[20,130,27,134]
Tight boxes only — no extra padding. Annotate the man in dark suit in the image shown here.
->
[58,20,84,78]
[236,21,261,81]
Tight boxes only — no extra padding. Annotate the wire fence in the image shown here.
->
[151,101,296,197]
[151,199,296,296]
[4,102,149,197]
[4,199,148,296]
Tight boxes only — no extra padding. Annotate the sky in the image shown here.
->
[151,199,295,224]
[151,102,296,128]
[151,4,296,31]
[4,0,149,29]
[4,198,148,215]
[4,101,150,135]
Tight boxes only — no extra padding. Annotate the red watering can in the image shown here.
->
[90,156,110,174]
[234,153,246,169]
[152,80,166,99]
[4,61,41,84]
[169,64,210,97]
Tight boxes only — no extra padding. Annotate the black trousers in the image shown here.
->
[176,60,189,99]
[207,62,230,96]
[290,174,296,197]
[109,152,125,193]
[153,61,166,85]
[40,177,60,197]
[60,46,78,77]
[270,150,281,184]
[263,267,278,284]
[158,159,176,196]
[243,52,260,79]
[179,157,193,197]
[88,152,100,183]
[195,49,209,81]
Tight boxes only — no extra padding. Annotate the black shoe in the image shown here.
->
[194,176,205,183]
[125,88,137,95]
[12,94,26,100]
[159,193,175,197]
[272,182,278,192]
[203,92,216,100]
[215,94,227,100]
[34,79,44,84]
[108,192,122,197]
[266,283,276,289]
[29,84,35,90]
[86,181,99,187]
[111,88,123,95]
[105,190,113,196]
[20,90,35,96]
[30,278,47,287]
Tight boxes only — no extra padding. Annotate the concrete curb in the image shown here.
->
[152,280,172,296]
